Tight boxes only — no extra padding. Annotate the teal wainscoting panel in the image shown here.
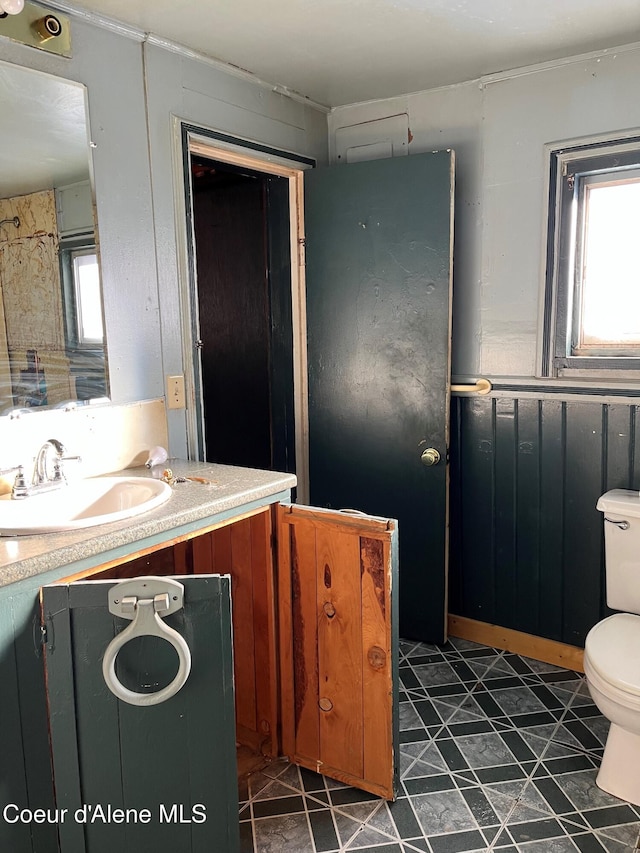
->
[450,396,640,647]
[0,589,57,853]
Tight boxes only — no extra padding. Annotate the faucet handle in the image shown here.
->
[0,465,28,499]
[0,463,24,477]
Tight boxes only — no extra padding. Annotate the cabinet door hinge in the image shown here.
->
[298,237,306,267]
[33,617,48,656]
[37,613,54,652]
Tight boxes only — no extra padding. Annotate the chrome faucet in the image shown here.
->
[1,439,81,499]
[33,438,67,488]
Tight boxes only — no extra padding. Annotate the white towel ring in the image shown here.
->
[102,577,191,707]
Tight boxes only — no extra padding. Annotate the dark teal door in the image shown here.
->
[42,575,238,853]
[305,151,454,643]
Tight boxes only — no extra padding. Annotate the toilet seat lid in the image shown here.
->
[586,613,640,696]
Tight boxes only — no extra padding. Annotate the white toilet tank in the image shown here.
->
[597,489,640,613]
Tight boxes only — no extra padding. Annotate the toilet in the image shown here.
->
[584,488,640,806]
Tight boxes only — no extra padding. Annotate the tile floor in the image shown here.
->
[238,637,640,852]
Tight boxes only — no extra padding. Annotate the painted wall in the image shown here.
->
[328,44,640,380]
[0,13,328,459]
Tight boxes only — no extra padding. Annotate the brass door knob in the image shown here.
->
[420,448,441,467]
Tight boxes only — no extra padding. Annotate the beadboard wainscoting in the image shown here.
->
[449,393,640,649]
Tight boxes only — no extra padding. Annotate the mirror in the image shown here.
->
[0,60,108,416]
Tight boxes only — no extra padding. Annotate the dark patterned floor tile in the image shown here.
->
[500,729,537,762]
[402,838,430,852]
[299,766,326,792]
[533,776,577,815]
[581,804,639,830]
[252,795,305,818]
[434,737,470,772]
[571,705,605,720]
[572,833,609,853]
[449,659,478,683]
[403,773,457,795]
[538,669,582,685]
[386,798,422,839]
[428,828,486,852]
[329,787,379,806]
[507,816,568,843]
[539,754,595,776]
[400,728,431,744]
[561,719,605,752]
[309,809,340,852]
[401,669,423,691]
[502,653,541,676]
[447,719,494,737]
[460,786,500,827]
[427,683,470,699]
[475,762,527,784]
[480,675,526,691]
[512,838,579,851]
[414,698,445,727]
[239,819,254,853]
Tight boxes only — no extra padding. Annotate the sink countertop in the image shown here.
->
[0,461,296,589]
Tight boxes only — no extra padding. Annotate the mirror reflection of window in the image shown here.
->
[72,249,103,345]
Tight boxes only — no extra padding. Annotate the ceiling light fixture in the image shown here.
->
[0,0,25,16]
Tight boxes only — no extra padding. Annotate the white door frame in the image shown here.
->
[175,124,311,502]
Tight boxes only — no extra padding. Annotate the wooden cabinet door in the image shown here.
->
[277,503,399,800]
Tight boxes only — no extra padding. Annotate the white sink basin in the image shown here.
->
[0,477,172,535]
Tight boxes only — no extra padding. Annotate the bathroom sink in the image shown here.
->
[0,477,172,535]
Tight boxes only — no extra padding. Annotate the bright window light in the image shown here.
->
[579,178,640,348]
[73,251,104,344]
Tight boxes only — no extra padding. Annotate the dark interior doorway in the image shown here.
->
[190,156,295,474]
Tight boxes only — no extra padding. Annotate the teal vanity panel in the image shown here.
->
[0,590,57,853]
[42,575,238,853]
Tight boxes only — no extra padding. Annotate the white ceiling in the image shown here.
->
[72,0,640,107]
[0,62,89,198]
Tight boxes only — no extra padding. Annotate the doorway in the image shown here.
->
[182,131,455,644]
[182,131,311,501]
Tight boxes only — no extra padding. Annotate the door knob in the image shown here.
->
[420,448,441,467]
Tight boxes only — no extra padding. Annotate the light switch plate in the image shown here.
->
[167,375,186,409]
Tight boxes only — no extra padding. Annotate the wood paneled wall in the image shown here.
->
[449,394,640,647]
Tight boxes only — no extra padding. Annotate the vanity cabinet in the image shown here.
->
[1,491,398,853]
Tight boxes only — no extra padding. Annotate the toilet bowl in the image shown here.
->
[584,613,640,805]
[584,489,640,806]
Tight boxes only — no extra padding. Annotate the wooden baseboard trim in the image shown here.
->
[447,614,584,673]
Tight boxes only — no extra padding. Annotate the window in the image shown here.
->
[59,237,104,349]
[542,137,640,376]
[72,249,103,345]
